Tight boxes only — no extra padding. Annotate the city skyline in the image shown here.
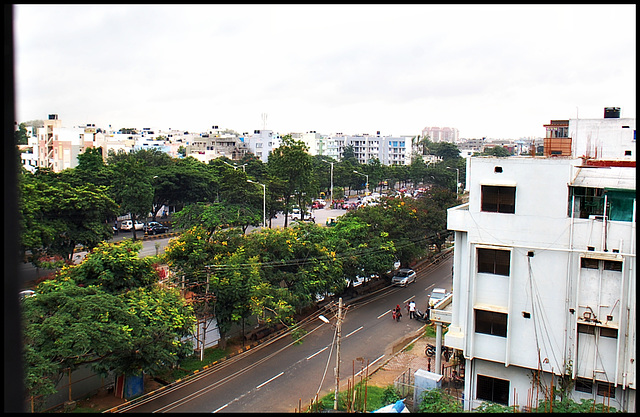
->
[13,4,636,139]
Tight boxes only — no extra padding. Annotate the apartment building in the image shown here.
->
[422,126,460,143]
[445,109,636,412]
[185,126,248,163]
[241,129,281,163]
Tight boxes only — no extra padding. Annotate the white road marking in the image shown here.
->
[344,326,363,338]
[403,295,415,303]
[212,403,229,413]
[425,283,435,292]
[377,310,392,319]
[256,372,284,389]
[306,346,329,360]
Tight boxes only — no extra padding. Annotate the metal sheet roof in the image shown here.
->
[570,166,636,190]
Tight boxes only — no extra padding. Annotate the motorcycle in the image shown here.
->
[413,309,430,323]
[425,343,453,361]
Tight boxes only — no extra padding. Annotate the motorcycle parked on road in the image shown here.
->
[413,309,430,323]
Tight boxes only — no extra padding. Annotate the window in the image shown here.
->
[477,375,510,405]
[578,324,596,334]
[568,186,604,218]
[475,309,508,337]
[478,248,511,276]
[575,378,593,393]
[597,383,615,398]
[604,260,622,271]
[580,258,599,269]
[600,327,618,338]
[481,185,515,213]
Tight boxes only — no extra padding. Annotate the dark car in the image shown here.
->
[144,221,169,235]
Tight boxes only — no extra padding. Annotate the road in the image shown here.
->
[116,254,453,413]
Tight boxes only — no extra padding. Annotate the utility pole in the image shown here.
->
[334,297,343,411]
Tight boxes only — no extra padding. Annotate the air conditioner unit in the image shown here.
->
[588,215,606,221]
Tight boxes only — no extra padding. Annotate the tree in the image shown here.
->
[108,151,154,240]
[19,169,118,264]
[267,135,314,227]
[15,122,29,145]
[476,146,511,157]
[21,241,196,410]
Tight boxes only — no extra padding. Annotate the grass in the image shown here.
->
[313,382,399,412]
[155,345,232,382]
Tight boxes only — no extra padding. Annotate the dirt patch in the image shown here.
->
[367,335,437,389]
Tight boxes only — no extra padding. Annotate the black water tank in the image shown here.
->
[604,107,620,118]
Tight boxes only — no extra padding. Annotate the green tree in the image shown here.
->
[19,169,118,264]
[108,151,154,240]
[267,135,314,227]
[475,146,511,157]
[22,241,195,410]
[15,122,29,145]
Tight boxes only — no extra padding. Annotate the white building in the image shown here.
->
[241,129,280,163]
[445,110,636,412]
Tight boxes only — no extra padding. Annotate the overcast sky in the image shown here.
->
[13,4,636,139]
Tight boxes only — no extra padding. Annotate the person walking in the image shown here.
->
[425,304,431,322]
[409,300,416,319]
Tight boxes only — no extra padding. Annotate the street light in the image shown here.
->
[446,167,460,200]
[318,298,343,411]
[247,179,266,228]
[223,160,247,172]
[353,170,369,196]
[323,160,334,207]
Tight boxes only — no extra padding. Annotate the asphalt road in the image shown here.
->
[116,254,454,413]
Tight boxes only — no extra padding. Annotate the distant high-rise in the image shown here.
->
[421,126,459,143]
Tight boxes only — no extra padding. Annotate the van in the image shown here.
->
[120,220,144,231]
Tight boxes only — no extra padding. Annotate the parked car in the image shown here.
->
[428,288,448,307]
[391,268,417,287]
[290,207,301,219]
[144,221,169,235]
[120,220,144,231]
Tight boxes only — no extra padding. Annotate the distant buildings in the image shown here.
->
[445,107,636,412]
[422,126,459,143]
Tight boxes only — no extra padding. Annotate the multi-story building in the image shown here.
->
[422,126,460,143]
[445,108,636,412]
[241,129,281,163]
[185,126,248,163]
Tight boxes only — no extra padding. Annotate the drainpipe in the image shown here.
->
[601,194,608,252]
[436,322,443,373]
[564,196,576,374]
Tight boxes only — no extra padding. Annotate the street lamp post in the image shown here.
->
[319,297,343,411]
[446,167,460,200]
[353,170,369,196]
[247,180,266,228]
[323,160,334,207]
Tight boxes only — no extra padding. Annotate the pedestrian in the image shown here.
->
[394,304,402,322]
[409,300,416,319]
[425,304,430,322]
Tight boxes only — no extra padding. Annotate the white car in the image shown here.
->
[391,268,417,286]
[120,220,144,231]
[428,288,447,307]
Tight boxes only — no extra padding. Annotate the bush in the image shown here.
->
[417,388,462,413]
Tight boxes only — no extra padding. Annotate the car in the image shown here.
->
[120,220,144,231]
[428,288,448,307]
[19,290,35,300]
[290,207,301,219]
[144,221,169,235]
[391,268,417,286]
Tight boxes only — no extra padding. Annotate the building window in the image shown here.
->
[478,248,510,276]
[604,260,622,271]
[597,383,615,398]
[599,327,618,338]
[477,374,510,405]
[475,309,508,337]
[580,258,599,269]
[481,185,515,213]
[578,324,595,334]
[575,378,593,393]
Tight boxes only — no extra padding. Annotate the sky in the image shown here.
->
[13,4,636,140]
